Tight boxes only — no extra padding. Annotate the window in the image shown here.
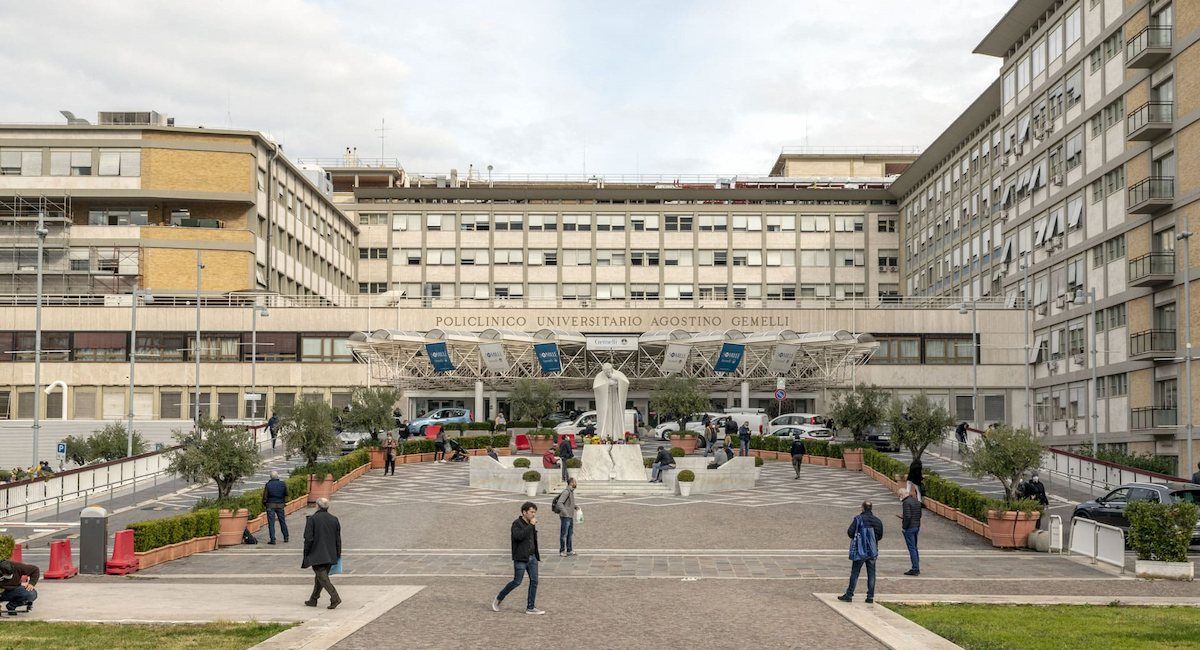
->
[392,214,421,231]
[984,395,1006,421]
[158,391,182,419]
[97,150,140,177]
[664,250,692,266]
[424,249,454,265]
[630,214,659,231]
[834,216,864,232]
[732,250,761,266]
[630,284,659,300]
[731,215,762,231]
[460,213,489,231]
[595,214,624,231]
[766,284,796,300]
[665,214,693,232]
[698,250,727,266]
[925,336,974,364]
[834,284,865,299]
[835,249,865,267]
[134,333,187,361]
[217,392,239,420]
[425,214,444,231]
[300,335,353,362]
[190,334,240,361]
[1064,66,1083,109]
[765,250,795,266]
[358,282,387,293]
[494,284,524,299]
[630,250,660,266]
[799,283,831,298]
[870,336,920,364]
[766,215,795,232]
[699,215,727,231]
[358,212,389,226]
[358,247,387,259]
[1017,53,1031,89]
[1031,40,1045,78]
[1105,373,1128,398]
[799,250,829,267]
[1065,5,1081,46]
[528,214,558,231]
[73,332,127,361]
[878,217,897,233]
[1047,22,1063,62]
[1003,70,1016,104]
[563,249,591,266]
[50,150,92,176]
[1064,130,1083,170]
[0,149,42,176]
[698,284,728,300]
[595,250,625,266]
[800,216,829,232]
[493,249,523,265]
[877,250,899,269]
[527,250,557,266]
[494,214,523,231]
[88,208,148,226]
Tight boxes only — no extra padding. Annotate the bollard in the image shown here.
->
[79,505,109,574]
[105,529,139,575]
[44,539,79,579]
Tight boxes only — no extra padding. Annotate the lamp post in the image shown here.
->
[126,289,153,457]
[1022,251,1033,430]
[1075,288,1100,456]
[1178,230,1193,476]
[250,305,269,421]
[959,300,979,428]
[31,210,48,467]
[193,251,204,426]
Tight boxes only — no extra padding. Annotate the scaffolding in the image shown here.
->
[0,195,139,296]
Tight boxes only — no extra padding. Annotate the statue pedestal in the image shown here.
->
[579,444,645,482]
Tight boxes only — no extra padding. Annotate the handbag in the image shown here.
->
[330,557,343,575]
[574,507,584,524]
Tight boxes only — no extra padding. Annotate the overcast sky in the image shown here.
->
[2,0,1013,176]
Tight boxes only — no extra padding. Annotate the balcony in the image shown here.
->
[1126,102,1173,141]
[1127,252,1175,287]
[1128,177,1174,214]
[1131,406,1178,430]
[1126,25,1172,68]
[1128,329,1176,360]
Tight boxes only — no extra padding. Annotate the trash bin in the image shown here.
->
[79,506,109,574]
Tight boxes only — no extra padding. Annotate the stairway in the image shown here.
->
[568,480,675,497]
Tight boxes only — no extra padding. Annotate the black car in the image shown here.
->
[863,425,900,453]
[1073,482,1200,543]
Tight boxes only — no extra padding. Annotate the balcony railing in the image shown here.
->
[1131,406,1177,430]
[1129,329,1176,358]
[1128,177,1174,214]
[1126,25,1172,68]
[1127,251,1175,286]
[1127,102,1173,140]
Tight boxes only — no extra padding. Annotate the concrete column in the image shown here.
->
[741,381,750,408]
[489,394,498,421]
[474,381,485,422]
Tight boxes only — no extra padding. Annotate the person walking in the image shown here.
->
[382,432,399,475]
[487,446,500,462]
[838,501,884,603]
[492,501,544,615]
[738,422,751,457]
[302,497,342,609]
[906,457,924,502]
[553,478,579,557]
[790,437,807,480]
[650,445,675,482]
[557,435,573,481]
[954,421,968,454]
[899,487,921,576]
[434,428,447,463]
[267,412,279,449]
[262,470,289,545]
[0,557,39,615]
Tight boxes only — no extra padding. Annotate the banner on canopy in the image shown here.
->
[661,343,691,374]
[713,343,745,373]
[768,344,799,374]
[479,342,509,373]
[425,342,455,373]
[534,342,563,373]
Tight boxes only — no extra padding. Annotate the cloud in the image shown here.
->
[0,0,1013,175]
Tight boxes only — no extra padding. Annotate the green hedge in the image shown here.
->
[492,433,511,449]
[1128,500,1199,563]
[862,448,907,477]
[566,458,582,468]
[192,491,266,519]
[289,447,370,481]
[522,470,541,482]
[127,509,219,553]
[0,535,13,561]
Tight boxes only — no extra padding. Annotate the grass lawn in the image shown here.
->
[886,603,1200,650]
[0,621,292,650]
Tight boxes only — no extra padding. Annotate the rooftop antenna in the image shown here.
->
[375,118,389,163]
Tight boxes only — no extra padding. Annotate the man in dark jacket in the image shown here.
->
[267,413,279,449]
[790,438,807,479]
[906,458,924,498]
[900,487,922,576]
[838,501,884,603]
[738,422,752,456]
[1024,472,1049,527]
[302,497,342,609]
[557,436,574,481]
[650,445,675,483]
[0,558,39,614]
[262,471,289,545]
[493,501,544,615]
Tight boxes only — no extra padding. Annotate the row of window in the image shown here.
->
[368,248,898,269]
[377,212,897,233]
[869,335,976,365]
[0,332,353,363]
[0,148,140,177]
[384,282,900,300]
[0,388,355,421]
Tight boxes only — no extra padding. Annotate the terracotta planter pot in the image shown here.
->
[810,456,827,466]
[498,448,512,456]
[828,458,845,469]
[529,437,554,455]
[135,547,167,570]
[218,508,250,547]
[842,449,864,471]
[246,512,267,535]
[197,535,218,553]
[986,510,1039,548]
[419,452,435,462]
[285,495,307,515]
[368,448,387,469]
[671,435,698,454]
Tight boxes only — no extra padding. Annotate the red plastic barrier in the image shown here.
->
[9,542,21,563]
[44,539,78,579]
[105,529,139,575]
[424,425,442,440]
[514,433,531,451]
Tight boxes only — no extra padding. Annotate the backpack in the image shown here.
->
[849,515,877,561]
[242,527,258,545]
[551,491,564,515]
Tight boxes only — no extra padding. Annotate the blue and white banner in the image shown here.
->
[713,342,745,373]
[479,342,509,373]
[534,342,563,373]
[425,342,455,373]
[768,344,799,374]
[661,343,691,374]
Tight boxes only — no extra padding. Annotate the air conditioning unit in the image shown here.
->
[1052,174,1064,186]
[579,300,590,307]
[888,265,899,272]
[1002,210,1011,221]
[1016,149,1025,159]
[1047,360,1059,372]
[1036,304,1048,315]
[1046,120,1056,133]
[1000,159,1009,169]
[1033,127,1046,141]
[1055,295,1067,308]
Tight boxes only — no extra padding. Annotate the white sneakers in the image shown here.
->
[491,598,500,612]
[525,608,546,615]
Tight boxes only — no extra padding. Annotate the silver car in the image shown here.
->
[338,429,372,453]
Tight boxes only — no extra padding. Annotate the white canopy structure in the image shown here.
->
[349,328,877,392]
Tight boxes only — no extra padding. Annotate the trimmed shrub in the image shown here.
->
[806,441,830,457]
[285,474,309,499]
[289,447,370,482]
[127,509,220,553]
[566,458,582,468]
[670,447,685,457]
[192,490,266,519]
[528,428,557,438]
[643,457,653,468]
[677,469,696,482]
[754,456,764,467]
[862,448,907,476]
[1128,500,1199,563]
[0,535,13,561]
[522,470,542,482]
[492,433,512,449]
[513,458,531,468]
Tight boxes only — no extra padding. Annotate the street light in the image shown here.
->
[31,211,48,467]
[127,289,153,457]
[1074,288,1100,456]
[250,305,269,421]
[959,301,979,429]
[1178,230,1194,477]
[194,251,204,426]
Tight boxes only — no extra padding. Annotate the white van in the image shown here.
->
[722,408,770,436]
[555,409,638,437]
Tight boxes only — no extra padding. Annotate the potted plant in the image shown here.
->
[522,470,542,497]
[217,508,249,546]
[677,469,696,497]
[670,431,698,454]
[1128,500,1198,580]
[964,425,1045,548]
[566,457,582,478]
[528,430,556,455]
[513,457,531,468]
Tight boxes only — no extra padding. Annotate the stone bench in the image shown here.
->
[657,456,758,494]
[468,456,571,494]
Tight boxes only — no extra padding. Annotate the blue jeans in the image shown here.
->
[266,506,288,543]
[497,557,539,610]
[0,585,36,610]
[740,438,749,456]
[903,527,920,572]
[844,558,876,599]
[650,462,674,481]
[559,516,574,553]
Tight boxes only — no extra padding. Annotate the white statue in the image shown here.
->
[592,362,630,442]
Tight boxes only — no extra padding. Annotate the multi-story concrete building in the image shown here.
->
[895,0,1198,468]
[0,112,357,300]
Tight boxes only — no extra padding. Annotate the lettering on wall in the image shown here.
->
[431,313,793,329]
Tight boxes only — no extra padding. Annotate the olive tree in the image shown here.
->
[828,385,889,441]
[63,423,147,466]
[887,394,953,462]
[964,424,1045,502]
[282,399,340,466]
[167,418,260,499]
[345,387,401,441]
[508,378,560,426]
[651,376,711,434]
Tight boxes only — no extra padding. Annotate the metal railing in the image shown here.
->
[1069,517,1125,571]
[0,450,173,521]
[1043,446,1183,497]
[1127,101,1174,132]
[1126,25,1173,59]
[1127,251,1175,281]
[1128,177,1174,205]
[293,157,403,169]
[1129,328,1176,356]
[778,145,922,155]
[1130,405,1178,430]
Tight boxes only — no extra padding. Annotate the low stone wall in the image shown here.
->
[660,457,758,494]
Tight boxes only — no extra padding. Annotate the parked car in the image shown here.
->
[769,413,824,433]
[770,425,835,442]
[863,424,900,452]
[1073,482,1200,544]
[406,407,472,435]
[652,412,727,440]
[542,411,575,425]
[557,409,638,437]
[337,429,372,454]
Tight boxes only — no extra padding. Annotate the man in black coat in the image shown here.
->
[302,497,342,609]
[906,458,924,498]
[790,438,807,479]
[492,501,544,615]
[838,501,884,603]
[1024,472,1049,527]
[650,445,675,483]
[557,436,574,481]
[900,487,922,576]
[262,471,289,545]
